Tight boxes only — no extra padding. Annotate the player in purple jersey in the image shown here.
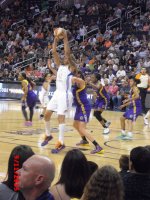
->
[18,72,37,126]
[72,71,104,154]
[119,76,142,139]
[88,74,111,134]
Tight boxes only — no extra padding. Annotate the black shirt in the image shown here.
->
[122,172,150,200]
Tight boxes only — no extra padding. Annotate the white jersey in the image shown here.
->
[56,65,72,92]
[47,65,73,115]
[39,84,50,107]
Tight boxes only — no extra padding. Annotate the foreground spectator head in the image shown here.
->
[130,146,150,173]
[145,145,150,152]
[57,149,89,199]
[3,145,35,191]
[81,165,124,200]
[18,155,55,200]
[119,155,129,171]
[88,161,98,177]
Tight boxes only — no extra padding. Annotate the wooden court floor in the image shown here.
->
[0,100,150,182]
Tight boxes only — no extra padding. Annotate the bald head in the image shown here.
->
[18,155,55,192]
[27,155,55,185]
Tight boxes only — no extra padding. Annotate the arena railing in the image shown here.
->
[13,56,37,69]
[33,9,48,20]
[11,19,27,29]
[126,6,141,19]
[106,17,122,31]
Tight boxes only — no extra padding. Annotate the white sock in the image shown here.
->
[59,124,65,144]
[128,132,133,137]
[145,110,150,119]
[45,121,51,136]
[121,130,126,135]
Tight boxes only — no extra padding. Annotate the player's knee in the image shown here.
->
[58,115,65,123]
[120,116,125,121]
[44,111,50,121]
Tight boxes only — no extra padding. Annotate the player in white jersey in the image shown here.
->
[41,29,77,153]
[39,73,54,119]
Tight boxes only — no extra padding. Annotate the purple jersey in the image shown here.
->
[124,88,142,121]
[94,85,109,109]
[22,80,37,108]
[73,84,91,122]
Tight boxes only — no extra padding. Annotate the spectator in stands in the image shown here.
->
[119,155,129,178]
[0,145,34,200]
[122,146,150,200]
[81,165,124,200]
[108,80,119,110]
[116,66,126,78]
[51,149,90,200]
[18,155,55,200]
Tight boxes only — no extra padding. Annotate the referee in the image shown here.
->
[137,68,149,115]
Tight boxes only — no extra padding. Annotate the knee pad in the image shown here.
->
[94,111,103,121]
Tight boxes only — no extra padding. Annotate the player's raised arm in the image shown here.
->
[52,37,60,67]
[63,30,77,72]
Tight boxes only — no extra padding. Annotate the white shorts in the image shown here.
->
[47,90,73,115]
[39,95,49,108]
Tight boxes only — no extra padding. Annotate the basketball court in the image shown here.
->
[0,100,150,182]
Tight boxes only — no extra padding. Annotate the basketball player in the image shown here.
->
[119,76,142,139]
[39,73,55,119]
[87,74,111,134]
[72,71,104,154]
[18,72,37,126]
[41,29,76,154]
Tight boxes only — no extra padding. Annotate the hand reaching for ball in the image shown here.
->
[54,28,66,40]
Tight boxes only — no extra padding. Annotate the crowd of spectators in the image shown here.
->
[0,0,150,110]
[0,144,150,200]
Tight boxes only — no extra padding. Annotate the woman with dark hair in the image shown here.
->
[0,145,35,200]
[39,73,55,119]
[18,72,37,126]
[119,76,142,139]
[88,73,111,135]
[72,71,103,154]
[81,165,124,200]
[50,149,90,200]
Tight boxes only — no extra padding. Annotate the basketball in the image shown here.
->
[54,28,65,39]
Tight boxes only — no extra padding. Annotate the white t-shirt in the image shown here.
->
[137,74,149,88]
[116,70,126,78]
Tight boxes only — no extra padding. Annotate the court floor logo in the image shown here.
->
[5,127,73,135]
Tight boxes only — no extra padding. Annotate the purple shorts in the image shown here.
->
[27,92,37,108]
[123,107,142,121]
[74,106,91,123]
[94,99,108,110]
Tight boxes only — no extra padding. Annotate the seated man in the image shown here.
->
[18,155,55,200]
[122,146,150,200]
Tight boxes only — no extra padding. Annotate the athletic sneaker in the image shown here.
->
[105,121,111,128]
[91,145,104,154]
[116,134,132,140]
[24,121,32,127]
[103,128,110,135]
[40,114,44,120]
[76,140,89,146]
[144,117,149,125]
[51,141,65,154]
[41,135,53,146]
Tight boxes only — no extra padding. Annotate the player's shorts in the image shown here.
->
[27,92,37,108]
[94,99,108,110]
[39,95,49,108]
[74,105,91,123]
[47,90,73,115]
[123,107,142,121]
